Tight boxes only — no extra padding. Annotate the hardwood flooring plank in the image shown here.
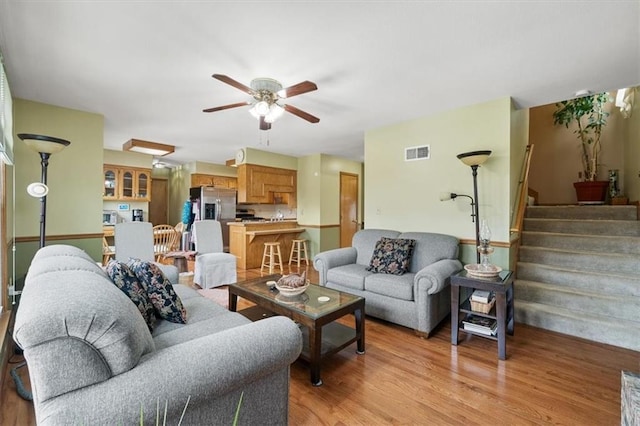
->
[1,265,637,425]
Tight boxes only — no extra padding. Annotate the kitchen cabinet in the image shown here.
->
[190,173,237,189]
[236,164,297,207]
[103,164,152,201]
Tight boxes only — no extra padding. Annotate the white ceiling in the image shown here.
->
[0,1,638,166]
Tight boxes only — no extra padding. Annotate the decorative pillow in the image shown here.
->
[106,260,157,332]
[366,237,416,275]
[127,258,187,324]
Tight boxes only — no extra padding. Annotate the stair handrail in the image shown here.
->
[510,144,534,235]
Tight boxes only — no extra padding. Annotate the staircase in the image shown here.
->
[515,205,640,352]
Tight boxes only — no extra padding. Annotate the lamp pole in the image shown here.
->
[37,152,50,249]
[471,164,481,264]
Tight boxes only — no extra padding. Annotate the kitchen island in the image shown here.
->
[229,221,305,270]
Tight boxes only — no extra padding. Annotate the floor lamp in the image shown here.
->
[12,134,70,401]
[456,150,491,264]
[18,133,71,248]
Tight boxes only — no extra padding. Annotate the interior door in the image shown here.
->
[149,178,168,225]
[340,172,359,247]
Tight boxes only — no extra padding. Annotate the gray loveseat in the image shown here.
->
[14,244,302,425]
[313,229,462,336]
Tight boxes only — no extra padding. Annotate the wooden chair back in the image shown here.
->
[153,224,178,261]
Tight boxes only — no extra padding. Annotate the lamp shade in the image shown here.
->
[457,150,492,166]
[18,133,70,155]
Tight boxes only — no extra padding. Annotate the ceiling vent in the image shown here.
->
[405,145,430,161]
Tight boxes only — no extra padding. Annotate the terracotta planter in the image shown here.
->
[573,181,609,204]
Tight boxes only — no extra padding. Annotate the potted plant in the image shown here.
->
[553,92,611,203]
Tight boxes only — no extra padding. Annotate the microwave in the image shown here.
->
[103,210,118,225]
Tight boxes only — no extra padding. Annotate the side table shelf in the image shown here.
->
[451,269,515,360]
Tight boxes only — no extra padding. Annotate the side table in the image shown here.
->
[450,269,514,360]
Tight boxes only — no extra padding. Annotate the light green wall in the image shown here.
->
[13,99,104,278]
[193,161,237,176]
[296,153,363,256]
[365,97,515,269]
[104,148,152,168]
[244,147,298,170]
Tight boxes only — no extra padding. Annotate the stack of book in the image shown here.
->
[462,315,498,336]
[471,289,494,304]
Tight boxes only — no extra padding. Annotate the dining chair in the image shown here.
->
[152,224,178,261]
[192,220,237,289]
[114,222,178,283]
[102,236,115,266]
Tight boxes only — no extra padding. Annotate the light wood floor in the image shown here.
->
[2,264,638,425]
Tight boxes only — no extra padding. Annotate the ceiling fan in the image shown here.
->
[203,74,320,130]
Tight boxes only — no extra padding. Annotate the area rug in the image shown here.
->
[197,287,229,308]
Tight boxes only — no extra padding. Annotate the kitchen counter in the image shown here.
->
[228,221,305,270]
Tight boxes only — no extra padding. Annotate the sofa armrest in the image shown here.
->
[313,247,357,285]
[414,259,463,295]
[39,316,302,425]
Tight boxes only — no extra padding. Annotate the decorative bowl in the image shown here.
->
[464,263,502,278]
[275,282,309,297]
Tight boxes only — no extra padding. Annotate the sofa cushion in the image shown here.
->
[366,237,416,275]
[353,229,400,265]
[326,264,372,291]
[364,272,416,301]
[128,259,187,324]
[106,260,157,332]
[398,232,460,273]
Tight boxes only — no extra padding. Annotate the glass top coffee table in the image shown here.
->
[228,275,365,386]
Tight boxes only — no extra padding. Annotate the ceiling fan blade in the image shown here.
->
[259,116,271,131]
[212,74,253,94]
[278,81,318,98]
[202,101,249,113]
[283,104,320,123]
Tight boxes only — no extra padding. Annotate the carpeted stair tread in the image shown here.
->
[516,262,640,297]
[523,218,640,236]
[521,231,640,255]
[515,300,640,352]
[519,246,640,275]
[516,279,639,322]
[525,205,637,220]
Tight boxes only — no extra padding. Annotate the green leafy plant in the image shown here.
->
[553,92,610,181]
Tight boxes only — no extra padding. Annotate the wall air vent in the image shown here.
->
[405,145,430,161]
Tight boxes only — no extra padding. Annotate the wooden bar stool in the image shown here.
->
[288,239,309,267]
[261,242,284,275]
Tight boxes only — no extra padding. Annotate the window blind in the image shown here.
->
[0,58,14,165]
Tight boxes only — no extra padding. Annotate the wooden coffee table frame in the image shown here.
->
[228,276,365,386]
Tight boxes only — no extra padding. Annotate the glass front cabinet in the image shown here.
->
[103,165,152,201]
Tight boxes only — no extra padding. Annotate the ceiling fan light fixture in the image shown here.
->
[265,104,285,123]
[254,100,270,116]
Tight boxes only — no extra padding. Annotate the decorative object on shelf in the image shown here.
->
[478,219,494,270]
[456,150,492,263]
[608,169,619,199]
[439,192,476,223]
[464,263,502,278]
[18,133,71,249]
[553,92,611,204]
[203,74,320,130]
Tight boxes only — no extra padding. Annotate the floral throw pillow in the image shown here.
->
[106,260,157,332]
[366,237,416,275]
[127,258,187,324]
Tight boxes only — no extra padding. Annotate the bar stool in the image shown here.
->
[289,239,309,267]
[261,242,284,275]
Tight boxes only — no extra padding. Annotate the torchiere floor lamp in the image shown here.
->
[11,134,70,401]
[18,133,71,248]
[456,150,491,264]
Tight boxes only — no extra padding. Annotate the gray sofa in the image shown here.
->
[13,244,302,425]
[313,229,462,336]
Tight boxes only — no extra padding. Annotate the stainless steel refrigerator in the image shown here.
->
[189,186,236,252]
